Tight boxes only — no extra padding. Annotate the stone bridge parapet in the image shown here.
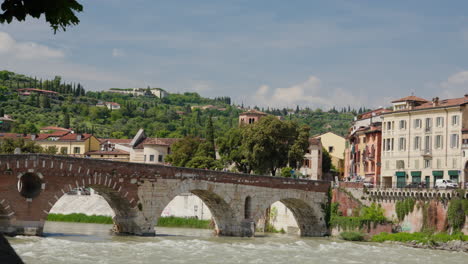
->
[0,154,331,237]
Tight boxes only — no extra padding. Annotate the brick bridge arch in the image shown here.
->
[0,154,330,237]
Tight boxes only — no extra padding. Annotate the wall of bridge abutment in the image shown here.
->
[0,154,330,237]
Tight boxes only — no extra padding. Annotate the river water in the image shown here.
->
[7,222,467,264]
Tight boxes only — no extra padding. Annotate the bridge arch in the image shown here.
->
[254,195,326,237]
[157,187,238,236]
[43,182,141,235]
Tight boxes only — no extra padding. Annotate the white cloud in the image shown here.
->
[249,75,366,109]
[112,48,125,57]
[0,32,64,59]
[439,71,468,98]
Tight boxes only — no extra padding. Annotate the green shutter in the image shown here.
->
[395,171,406,177]
[432,171,444,177]
[410,171,421,177]
[448,170,459,176]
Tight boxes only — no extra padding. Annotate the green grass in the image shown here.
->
[340,231,365,241]
[47,214,212,229]
[371,232,468,244]
[157,216,211,229]
[47,213,113,224]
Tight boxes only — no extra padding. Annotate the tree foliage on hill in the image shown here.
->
[218,116,309,176]
[165,135,222,170]
[0,0,83,32]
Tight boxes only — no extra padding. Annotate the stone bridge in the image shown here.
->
[0,154,330,237]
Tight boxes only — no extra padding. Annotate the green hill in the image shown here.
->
[0,70,357,139]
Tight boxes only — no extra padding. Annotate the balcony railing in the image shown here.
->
[421,149,432,156]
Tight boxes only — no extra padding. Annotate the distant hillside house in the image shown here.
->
[238,109,267,125]
[0,115,15,132]
[17,88,59,98]
[299,138,323,180]
[108,88,167,98]
[191,105,227,111]
[96,101,121,110]
[39,126,72,134]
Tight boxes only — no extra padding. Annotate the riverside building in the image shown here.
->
[380,95,468,188]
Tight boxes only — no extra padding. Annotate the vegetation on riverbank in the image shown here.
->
[47,214,212,229]
[330,202,388,230]
[157,216,211,229]
[47,213,113,224]
[371,232,468,244]
[340,231,365,241]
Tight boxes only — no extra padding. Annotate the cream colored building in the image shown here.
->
[381,95,468,188]
[299,138,323,180]
[314,132,346,173]
[35,133,100,156]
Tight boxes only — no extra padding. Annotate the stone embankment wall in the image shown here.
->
[332,184,468,235]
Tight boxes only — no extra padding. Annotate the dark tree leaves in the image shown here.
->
[0,0,83,33]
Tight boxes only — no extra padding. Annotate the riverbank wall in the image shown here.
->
[332,182,468,235]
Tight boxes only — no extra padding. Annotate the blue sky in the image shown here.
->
[1,0,468,109]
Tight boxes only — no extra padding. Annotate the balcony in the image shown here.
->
[421,149,432,157]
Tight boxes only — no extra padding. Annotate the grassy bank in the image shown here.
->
[157,216,211,229]
[47,213,113,224]
[47,214,211,229]
[371,232,468,244]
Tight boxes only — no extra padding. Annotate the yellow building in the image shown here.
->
[36,133,100,156]
[314,132,346,173]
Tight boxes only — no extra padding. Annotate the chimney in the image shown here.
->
[76,134,82,141]
[31,134,37,140]
[432,97,439,107]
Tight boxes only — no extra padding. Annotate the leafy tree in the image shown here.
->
[205,114,215,159]
[242,116,306,176]
[0,138,42,153]
[0,0,84,32]
[217,128,250,173]
[39,95,50,108]
[165,136,201,167]
[322,147,332,173]
[62,111,70,129]
[280,167,293,177]
[186,156,222,170]
[43,145,58,154]
[287,125,310,169]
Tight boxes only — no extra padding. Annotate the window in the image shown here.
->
[73,147,80,154]
[424,159,431,169]
[399,120,407,130]
[398,137,406,151]
[414,136,421,150]
[391,138,394,150]
[149,155,155,162]
[450,134,459,148]
[435,135,443,149]
[424,135,431,151]
[425,118,432,132]
[451,115,459,126]
[387,122,392,130]
[144,155,146,162]
[60,147,68,154]
[396,160,405,169]
[436,117,444,127]
[328,146,334,153]
[158,155,163,162]
[414,119,422,129]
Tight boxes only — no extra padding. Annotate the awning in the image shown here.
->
[448,170,459,176]
[395,171,406,177]
[411,171,421,177]
[432,171,444,177]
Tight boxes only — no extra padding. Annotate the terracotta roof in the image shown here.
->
[308,138,321,145]
[85,150,129,155]
[391,95,428,103]
[240,109,267,116]
[40,126,71,132]
[359,108,390,119]
[57,133,94,141]
[99,138,133,144]
[0,133,30,139]
[142,138,180,146]
[411,97,468,110]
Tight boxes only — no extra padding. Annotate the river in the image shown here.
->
[7,222,467,264]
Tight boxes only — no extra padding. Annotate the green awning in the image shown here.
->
[395,171,406,177]
[448,170,459,176]
[432,171,444,177]
[411,171,421,177]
